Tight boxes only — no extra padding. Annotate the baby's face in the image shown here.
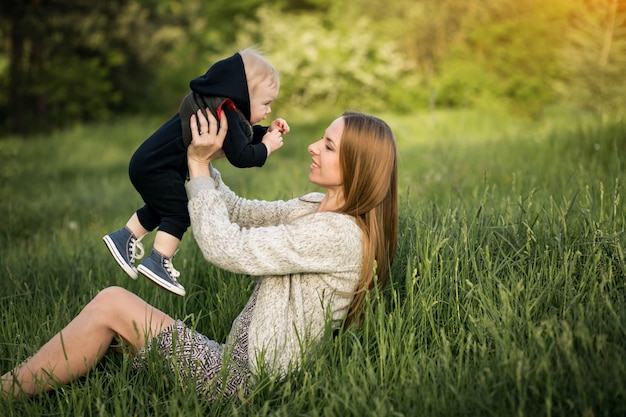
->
[249,78,278,124]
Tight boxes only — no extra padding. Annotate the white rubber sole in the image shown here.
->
[137,265,186,296]
[102,235,139,280]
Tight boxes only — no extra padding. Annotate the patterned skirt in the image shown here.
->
[132,285,259,401]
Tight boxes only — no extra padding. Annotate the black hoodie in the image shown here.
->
[179,52,268,168]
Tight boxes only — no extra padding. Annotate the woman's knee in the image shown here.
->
[85,286,131,316]
[95,286,129,301]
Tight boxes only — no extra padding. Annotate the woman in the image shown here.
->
[1,109,398,401]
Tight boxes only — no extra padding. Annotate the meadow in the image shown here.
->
[0,107,624,416]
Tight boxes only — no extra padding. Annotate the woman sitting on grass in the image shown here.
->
[1,109,398,401]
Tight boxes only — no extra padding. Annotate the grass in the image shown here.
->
[0,108,625,416]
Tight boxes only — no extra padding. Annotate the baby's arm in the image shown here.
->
[262,128,284,157]
[222,109,267,167]
[263,118,290,157]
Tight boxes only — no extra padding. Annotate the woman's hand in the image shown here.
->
[187,108,228,179]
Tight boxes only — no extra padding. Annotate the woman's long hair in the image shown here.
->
[337,111,398,327]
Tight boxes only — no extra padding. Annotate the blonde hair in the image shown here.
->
[239,47,280,95]
[337,111,398,327]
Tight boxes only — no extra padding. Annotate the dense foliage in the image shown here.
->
[0,0,625,133]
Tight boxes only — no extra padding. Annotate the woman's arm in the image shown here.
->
[205,165,304,227]
[187,178,362,276]
[186,109,362,276]
[188,109,295,228]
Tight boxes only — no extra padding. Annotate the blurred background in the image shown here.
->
[0,0,625,137]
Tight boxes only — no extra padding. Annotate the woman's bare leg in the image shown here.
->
[1,286,175,398]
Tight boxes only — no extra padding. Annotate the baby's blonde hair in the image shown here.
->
[239,47,280,95]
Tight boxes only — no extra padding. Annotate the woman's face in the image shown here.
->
[308,117,344,192]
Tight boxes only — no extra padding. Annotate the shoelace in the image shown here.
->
[164,259,180,282]
[129,237,145,263]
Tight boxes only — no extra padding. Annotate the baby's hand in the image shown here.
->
[262,128,284,157]
[269,118,290,135]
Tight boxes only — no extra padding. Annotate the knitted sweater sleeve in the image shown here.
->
[207,165,320,228]
[186,174,362,277]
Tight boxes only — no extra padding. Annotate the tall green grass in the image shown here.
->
[1,109,624,416]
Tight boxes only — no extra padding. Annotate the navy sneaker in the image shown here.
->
[103,227,145,279]
[138,250,186,296]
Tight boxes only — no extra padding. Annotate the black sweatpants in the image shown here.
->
[129,114,190,240]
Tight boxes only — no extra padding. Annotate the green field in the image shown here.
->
[1,109,625,416]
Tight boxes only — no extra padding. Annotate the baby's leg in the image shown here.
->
[138,231,186,296]
[153,230,180,259]
[126,212,150,239]
[103,213,150,279]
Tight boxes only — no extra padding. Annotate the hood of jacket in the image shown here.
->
[189,52,251,121]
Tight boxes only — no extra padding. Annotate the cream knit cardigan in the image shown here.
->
[186,167,363,375]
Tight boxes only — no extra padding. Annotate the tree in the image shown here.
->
[0,0,134,135]
[0,0,299,136]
